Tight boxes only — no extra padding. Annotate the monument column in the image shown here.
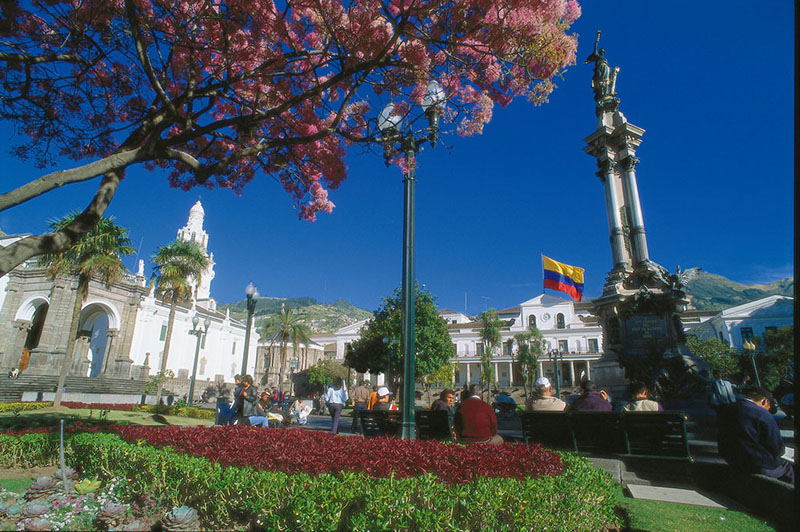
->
[620,156,650,265]
[100,330,117,375]
[598,159,630,270]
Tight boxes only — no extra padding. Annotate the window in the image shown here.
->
[558,340,568,352]
[556,313,565,329]
[476,343,484,355]
[159,325,167,341]
[718,331,724,341]
[588,339,599,353]
[528,315,536,328]
[201,334,206,349]
[740,327,754,343]
[231,341,237,355]
[764,326,778,336]
[503,341,513,356]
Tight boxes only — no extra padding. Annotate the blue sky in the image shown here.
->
[0,1,794,315]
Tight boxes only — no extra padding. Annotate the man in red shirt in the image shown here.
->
[454,384,503,445]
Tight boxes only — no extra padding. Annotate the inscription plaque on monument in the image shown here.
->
[623,314,668,348]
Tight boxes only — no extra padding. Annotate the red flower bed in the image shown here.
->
[113,426,563,484]
[61,402,136,411]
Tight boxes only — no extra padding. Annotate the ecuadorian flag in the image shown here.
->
[542,255,585,302]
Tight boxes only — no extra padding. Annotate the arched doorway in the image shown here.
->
[78,303,118,378]
[14,297,50,372]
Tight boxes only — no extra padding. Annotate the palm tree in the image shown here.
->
[478,309,503,403]
[151,240,209,402]
[260,306,311,393]
[38,214,135,407]
[514,325,544,403]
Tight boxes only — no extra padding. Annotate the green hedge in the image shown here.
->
[0,401,52,413]
[68,432,618,531]
[132,404,215,420]
[0,432,64,468]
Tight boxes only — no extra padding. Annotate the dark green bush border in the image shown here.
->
[1,431,619,530]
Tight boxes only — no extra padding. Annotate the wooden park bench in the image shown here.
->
[358,410,401,438]
[520,411,692,461]
[414,410,453,441]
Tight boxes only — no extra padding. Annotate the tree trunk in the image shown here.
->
[53,279,86,407]
[155,295,178,403]
[277,340,287,393]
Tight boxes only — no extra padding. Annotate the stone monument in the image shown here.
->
[583,32,705,399]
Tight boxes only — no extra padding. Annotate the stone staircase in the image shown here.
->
[1,374,148,403]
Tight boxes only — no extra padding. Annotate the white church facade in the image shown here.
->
[0,202,258,385]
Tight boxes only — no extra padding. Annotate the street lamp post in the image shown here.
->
[378,81,446,440]
[289,357,299,399]
[188,315,211,406]
[242,282,259,375]
[550,349,562,398]
[742,340,761,387]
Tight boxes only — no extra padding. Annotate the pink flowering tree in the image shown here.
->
[0,0,580,275]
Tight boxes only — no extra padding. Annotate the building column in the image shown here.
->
[466,363,471,384]
[598,159,630,270]
[620,156,649,265]
[101,330,118,376]
[508,362,514,385]
[586,361,592,381]
[71,336,91,376]
[569,361,576,386]
[493,362,499,384]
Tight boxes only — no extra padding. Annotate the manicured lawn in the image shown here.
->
[617,487,776,532]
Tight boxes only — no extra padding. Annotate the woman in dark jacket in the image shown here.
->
[239,375,267,426]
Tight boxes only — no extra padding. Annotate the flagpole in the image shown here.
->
[541,253,546,296]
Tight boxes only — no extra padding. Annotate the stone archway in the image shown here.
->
[77,302,120,378]
[12,296,50,372]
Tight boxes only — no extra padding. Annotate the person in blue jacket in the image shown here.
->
[717,387,794,484]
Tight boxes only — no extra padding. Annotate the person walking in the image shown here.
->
[325,377,348,435]
[350,380,371,433]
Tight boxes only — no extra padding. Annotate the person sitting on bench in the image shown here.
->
[454,384,503,445]
[717,386,794,485]
[623,381,663,412]
[570,380,612,412]
[526,377,566,411]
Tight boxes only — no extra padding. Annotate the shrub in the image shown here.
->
[0,433,63,468]
[0,401,52,413]
[67,432,618,531]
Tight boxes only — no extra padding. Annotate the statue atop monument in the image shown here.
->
[584,31,619,104]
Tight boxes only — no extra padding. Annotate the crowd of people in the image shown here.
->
[218,370,794,487]
[216,374,311,427]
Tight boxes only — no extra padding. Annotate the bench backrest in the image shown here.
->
[519,410,690,460]
[622,411,690,459]
[359,410,401,438]
[415,410,452,440]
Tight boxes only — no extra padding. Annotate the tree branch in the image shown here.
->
[0,148,145,212]
[0,171,122,277]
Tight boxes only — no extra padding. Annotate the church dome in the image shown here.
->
[189,201,205,217]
